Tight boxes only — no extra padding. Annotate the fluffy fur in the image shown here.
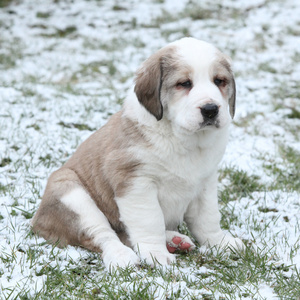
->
[32,37,243,271]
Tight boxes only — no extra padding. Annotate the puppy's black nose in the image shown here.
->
[200,103,219,119]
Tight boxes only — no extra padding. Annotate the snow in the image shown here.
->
[0,0,299,298]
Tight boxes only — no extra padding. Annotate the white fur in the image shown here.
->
[60,187,140,270]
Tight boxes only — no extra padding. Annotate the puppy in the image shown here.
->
[32,37,243,270]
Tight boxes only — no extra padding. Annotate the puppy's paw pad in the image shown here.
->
[180,241,192,250]
[172,236,182,245]
[166,232,195,253]
[167,245,177,253]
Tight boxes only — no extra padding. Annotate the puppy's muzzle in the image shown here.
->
[200,103,219,120]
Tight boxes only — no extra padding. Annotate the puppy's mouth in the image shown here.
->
[199,118,220,129]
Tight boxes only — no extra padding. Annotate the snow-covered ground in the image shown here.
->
[0,0,299,298]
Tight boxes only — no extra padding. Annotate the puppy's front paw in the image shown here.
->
[166,231,195,253]
[208,233,244,252]
[135,243,176,266]
[102,241,140,272]
[221,235,244,251]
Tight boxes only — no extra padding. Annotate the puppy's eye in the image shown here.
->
[214,78,226,87]
[177,80,192,88]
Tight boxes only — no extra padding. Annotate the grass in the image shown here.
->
[219,168,264,204]
[1,0,300,299]
[57,121,95,131]
[1,165,299,299]
[264,145,300,192]
[3,241,299,299]
[0,39,24,70]
[0,0,13,8]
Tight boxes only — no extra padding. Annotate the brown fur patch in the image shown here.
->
[32,112,147,251]
[31,169,83,247]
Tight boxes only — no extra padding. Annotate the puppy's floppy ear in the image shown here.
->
[229,77,236,119]
[134,52,164,121]
[134,47,175,121]
[221,53,236,119]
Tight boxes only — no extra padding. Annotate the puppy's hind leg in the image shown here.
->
[32,169,139,271]
[60,187,140,271]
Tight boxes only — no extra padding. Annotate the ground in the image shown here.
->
[0,0,299,299]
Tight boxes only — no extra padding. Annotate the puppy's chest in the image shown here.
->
[155,148,213,199]
[154,152,207,228]
[152,144,221,229]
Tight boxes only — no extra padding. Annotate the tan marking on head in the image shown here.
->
[211,53,236,118]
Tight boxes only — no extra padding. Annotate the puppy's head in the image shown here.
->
[134,37,236,132]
